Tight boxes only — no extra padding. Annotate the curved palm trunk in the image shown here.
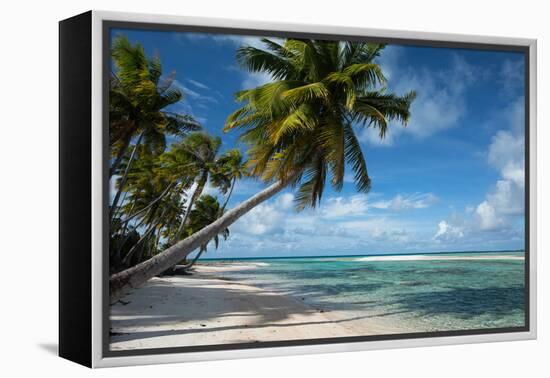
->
[220,177,236,213]
[181,246,206,271]
[173,172,207,241]
[110,132,144,219]
[119,182,174,225]
[121,206,163,264]
[110,177,289,302]
[109,132,133,178]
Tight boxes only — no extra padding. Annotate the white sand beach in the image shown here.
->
[110,264,405,351]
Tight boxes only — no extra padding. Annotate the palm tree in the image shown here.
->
[110,146,181,271]
[179,194,230,271]
[162,132,223,242]
[112,132,233,274]
[214,149,247,212]
[109,35,200,187]
[109,39,416,301]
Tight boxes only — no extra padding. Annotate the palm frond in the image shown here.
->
[317,121,345,191]
[344,123,371,193]
[353,90,417,137]
[343,63,386,89]
[324,71,357,109]
[281,82,329,104]
[236,45,294,80]
[294,154,327,210]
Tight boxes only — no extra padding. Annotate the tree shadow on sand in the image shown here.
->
[111,311,407,344]
[110,278,405,344]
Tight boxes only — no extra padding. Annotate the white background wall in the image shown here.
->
[0,0,546,376]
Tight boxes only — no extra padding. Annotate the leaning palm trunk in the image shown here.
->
[119,182,175,226]
[173,172,207,241]
[220,177,236,213]
[109,177,288,302]
[110,132,144,219]
[109,131,133,178]
[181,246,206,271]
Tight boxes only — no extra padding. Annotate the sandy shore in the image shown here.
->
[110,264,403,351]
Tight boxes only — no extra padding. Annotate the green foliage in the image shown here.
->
[185,194,230,252]
[109,35,209,270]
[109,35,201,169]
[110,132,243,267]
[225,38,416,210]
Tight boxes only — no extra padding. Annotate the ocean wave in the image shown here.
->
[251,262,270,267]
[353,254,524,262]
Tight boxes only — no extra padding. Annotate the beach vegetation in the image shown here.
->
[109,38,416,301]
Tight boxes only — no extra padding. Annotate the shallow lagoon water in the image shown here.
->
[205,251,525,332]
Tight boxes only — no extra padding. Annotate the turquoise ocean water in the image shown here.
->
[203,251,526,332]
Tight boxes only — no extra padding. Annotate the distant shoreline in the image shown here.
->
[199,249,526,261]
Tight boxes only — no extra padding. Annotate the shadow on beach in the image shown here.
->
[110,274,525,348]
[110,277,407,345]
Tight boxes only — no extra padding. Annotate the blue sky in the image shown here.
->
[111,28,526,258]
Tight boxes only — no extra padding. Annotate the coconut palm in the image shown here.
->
[112,133,232,273]
[110,146,180,270]
[214,149,247,212]
[109,39,416,301]
[179,194,230,271]
[109,35,200,180]
[162,132,223,242]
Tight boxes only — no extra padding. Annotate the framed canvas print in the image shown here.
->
[59,10,537,368]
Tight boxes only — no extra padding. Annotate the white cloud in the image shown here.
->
[337,219,413,244]
[276,193,294,210]
[211,35,267,49]
[173,80,218,104]
[371,228,410,243]
[231,178,266,196]
[488,180,524,216]
[475,201,501,231]
[319,192,438,219]
[223,190,431,255]
[231,193,294,236]
[433,220,464,241]
[232,201,284,236]
[186,78,209,90]
[370,193,439,211]
[176,32,265,48]
[434,97,525,239]
[474,99,525,230]
[363,52,477,146]
[487,129,525,188]
[320,195,369,218]
[242,71,273,89]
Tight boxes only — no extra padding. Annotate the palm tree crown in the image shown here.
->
[110,35,200,176]
[186,194,230,250]
[225,39,416,209]
[161,132,223,241]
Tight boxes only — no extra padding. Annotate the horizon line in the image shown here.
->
[199,248,525,261]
